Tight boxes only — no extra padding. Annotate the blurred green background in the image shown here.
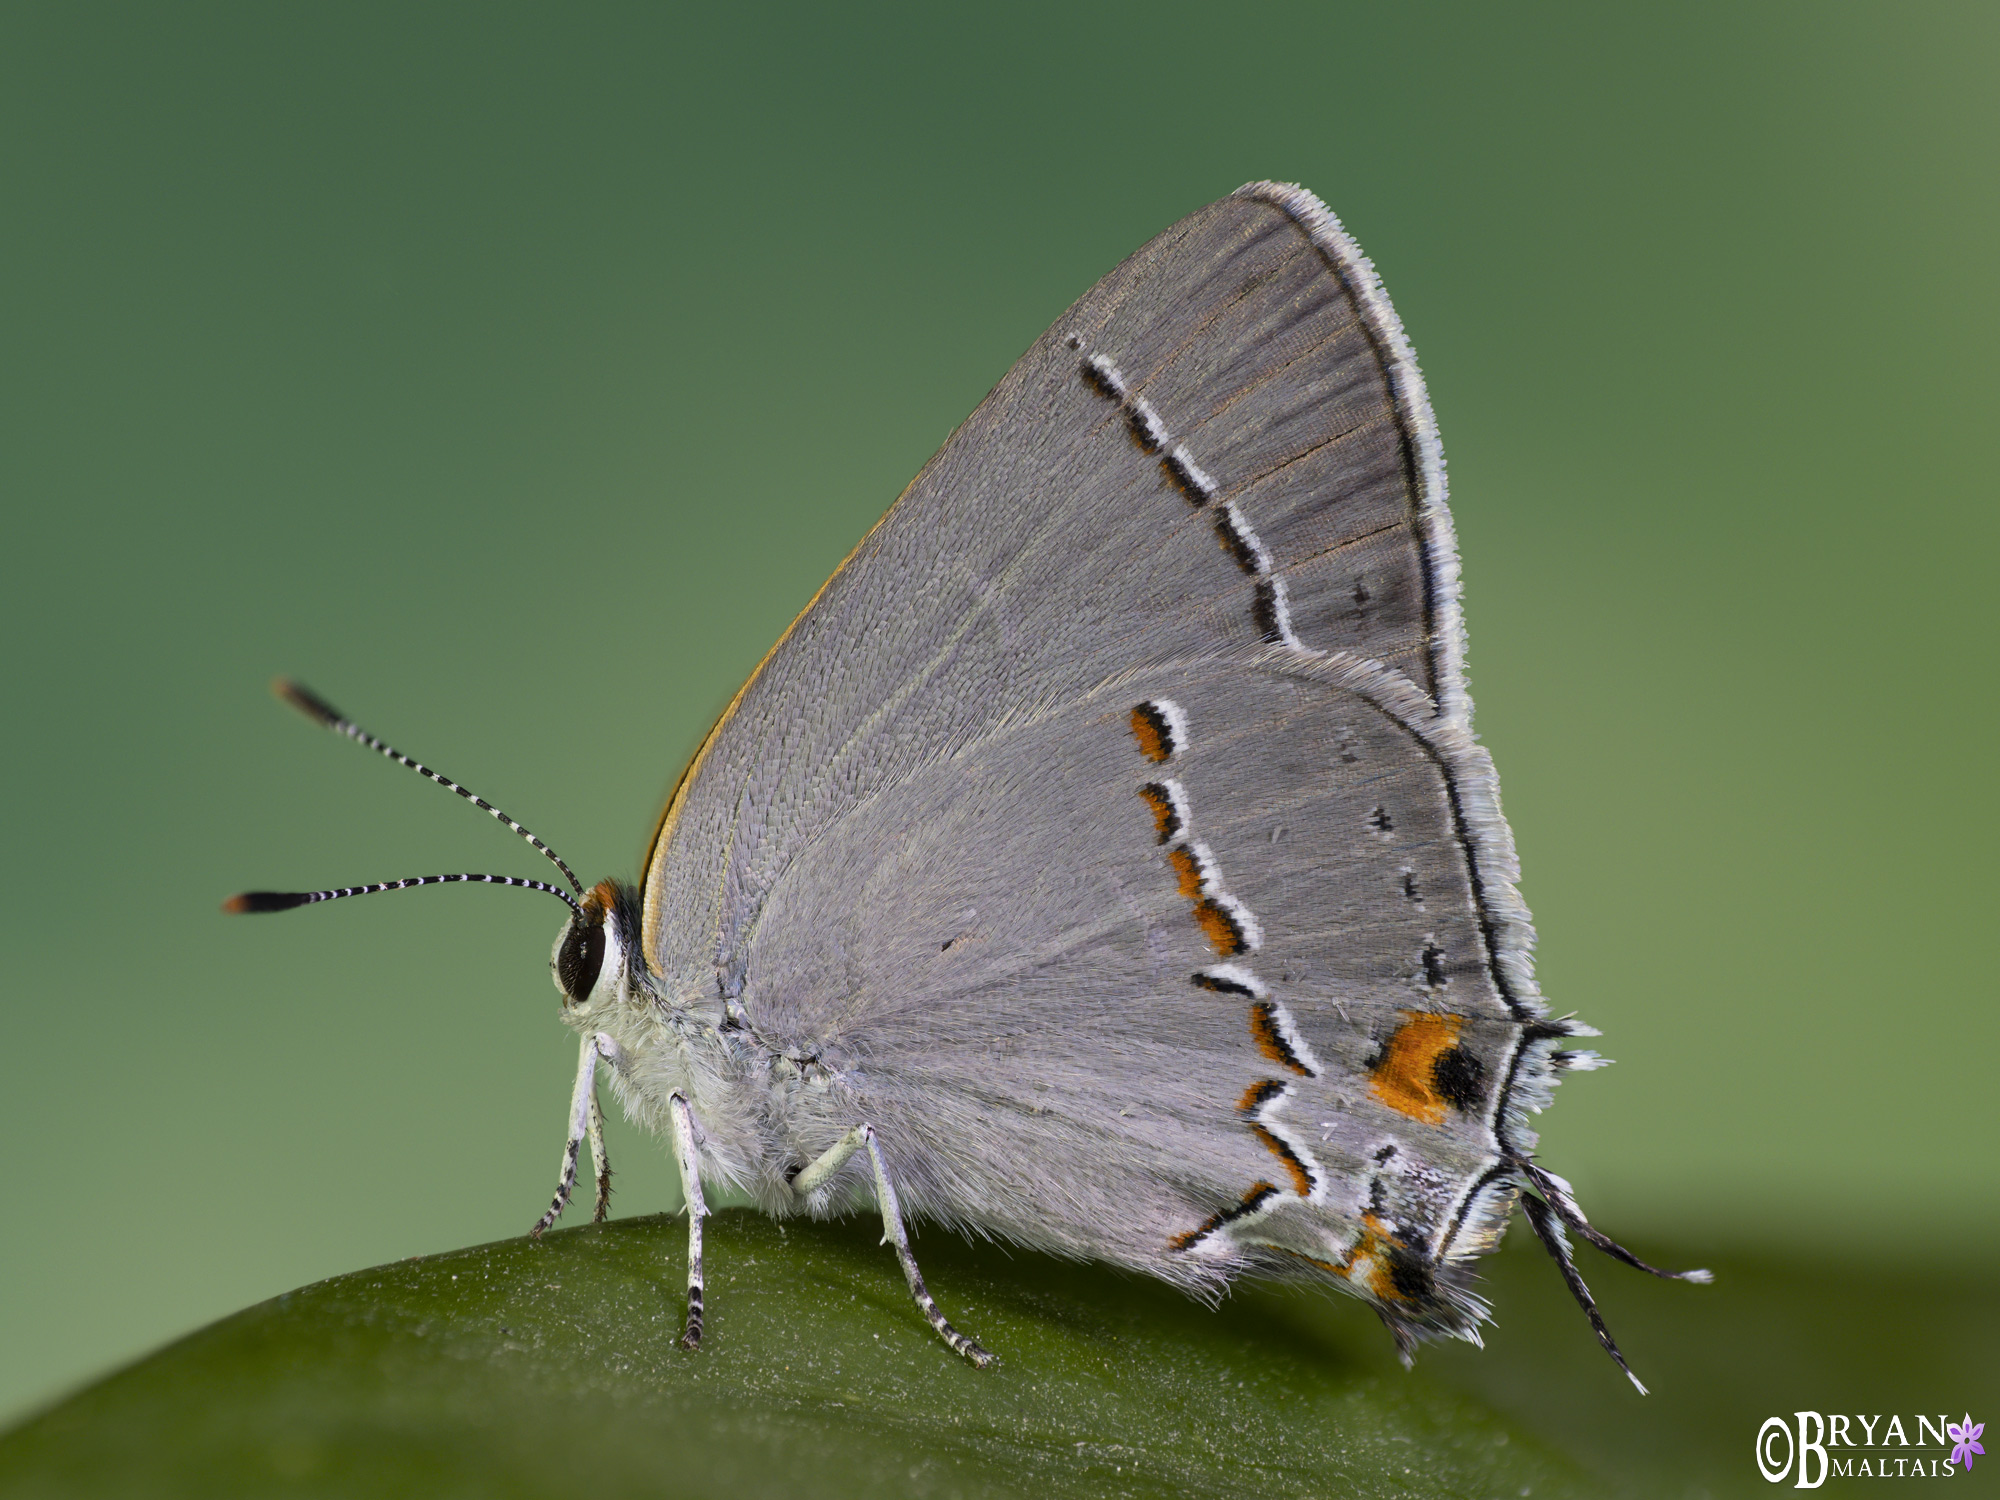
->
[2,0,1993,1456]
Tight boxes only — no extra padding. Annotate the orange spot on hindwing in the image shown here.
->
[1339,1215,1436,1305]
[1368,1011,1466,1125]
[1251,1125,1315,1197]
[1248,1002,1311,1076]
[1129,703,1173,763]
[1277,1216,1435,1307]
[1137,782,1181,844]
[1167,845,1206,898]
[1193,897,1248,955]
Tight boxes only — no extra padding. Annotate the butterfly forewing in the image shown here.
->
[645,188,1450,984]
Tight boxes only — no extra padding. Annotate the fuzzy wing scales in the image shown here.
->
[641,184,1456,1002]
[737,648,1558,1341]
[638,184,1567,1339]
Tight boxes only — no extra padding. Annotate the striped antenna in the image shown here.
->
[272,678,583,896]
[224,873,583,918]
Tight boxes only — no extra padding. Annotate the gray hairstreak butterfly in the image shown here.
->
[228,181,1707,1390]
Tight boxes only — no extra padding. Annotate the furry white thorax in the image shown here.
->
[549,903,858,1219]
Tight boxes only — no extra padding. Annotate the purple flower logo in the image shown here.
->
[1950,1415,1985,1469]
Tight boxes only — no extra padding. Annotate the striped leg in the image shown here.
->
[865,1127,993,1367]
[667,1092,708,1350]
[531,1033,621,1238]
[587,1086,612,1222]
[791,1124,992,1368]
[860,1128,992,1376]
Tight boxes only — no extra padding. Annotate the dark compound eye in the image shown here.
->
[555,920,607,1003]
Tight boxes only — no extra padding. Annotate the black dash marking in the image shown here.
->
[1081,354,1126,401]
[1430,1046,1486,1111]
[940,938,954,951]
[1249,1002,1311,1076]
[1370,806,1394,833]
[1252,580,1288,643]
[1241,1183,1279,1217]
[1373,1144,1398,1163]
[1421,942,1448,988]
[1163,446,1216,503]
[1367,1175,1388,1215]
[1252,1124,1317,1197]
[1125,398,1167,452]
[1402,872,1422,903]
[1354,576,1371,609]
[1169,1181,1280,1252]
[1193,969,1260,998]
[1213,506,1265,574]
[1238,1080,1286,1117]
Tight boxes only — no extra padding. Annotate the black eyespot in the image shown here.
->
[556,921,607,1003]
[1430,1045,1486,1111]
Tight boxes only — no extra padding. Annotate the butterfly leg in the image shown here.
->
[532,1032,622,1238]
[666,1092,708,1350]
[587,1086,612,1222]
[792,1124,993,1368]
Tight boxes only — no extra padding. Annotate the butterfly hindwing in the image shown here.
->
[734,646,1537,1336]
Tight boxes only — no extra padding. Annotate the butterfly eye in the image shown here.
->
[554,920,607,1004]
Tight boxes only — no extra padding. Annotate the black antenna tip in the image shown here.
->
[272,677,343,728]
[223,890,312,914]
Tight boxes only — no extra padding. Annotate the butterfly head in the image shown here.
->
[224,681,653,1019]
[552,877,647,1014]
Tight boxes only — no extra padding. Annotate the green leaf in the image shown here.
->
[0,1211,1592,1499]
